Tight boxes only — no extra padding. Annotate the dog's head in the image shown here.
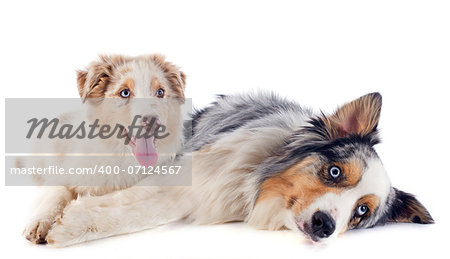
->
[255,93,433,242]
[77,54,186,166]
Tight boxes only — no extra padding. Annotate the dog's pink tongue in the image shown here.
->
[134,136,158,167]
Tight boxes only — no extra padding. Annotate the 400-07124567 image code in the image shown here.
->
[9,165,183,176]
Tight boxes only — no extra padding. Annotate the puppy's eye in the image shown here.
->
[329,166,341,178]
[356,204,368,216]
[120,89,131,98]
[156,88,165,98]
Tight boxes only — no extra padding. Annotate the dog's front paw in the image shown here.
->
[46,201,100,247]
[23,218,54,244]
[46,221,84,247]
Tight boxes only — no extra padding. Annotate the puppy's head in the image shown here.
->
[77,54,185,101]
[256,93,433,242]
[77,54,186,166]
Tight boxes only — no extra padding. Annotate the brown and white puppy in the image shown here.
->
[23,54,186,244]
[41,92,433,247]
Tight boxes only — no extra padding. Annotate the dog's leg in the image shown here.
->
[23,186,74,244]
[46,186,192,247]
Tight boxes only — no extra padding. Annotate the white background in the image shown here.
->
[1,0,449,258]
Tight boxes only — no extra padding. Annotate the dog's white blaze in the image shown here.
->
[293,158,391,239]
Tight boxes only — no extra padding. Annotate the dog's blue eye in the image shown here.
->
[357,204,368,216]
[156,88,165,98]
[120,89,131,98]
[329,166,341,178]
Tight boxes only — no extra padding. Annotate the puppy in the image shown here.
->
[23,54,186,244]
[41,92,433,246]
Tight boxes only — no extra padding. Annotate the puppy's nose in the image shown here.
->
[311,211,336,238]
[141,115,160,127]
[140,116,161,137]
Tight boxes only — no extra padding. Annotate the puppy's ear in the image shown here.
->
[386,187,434,224]
[179,71,187,88]
[152,54,186,99]
[77,55,119,102]
[322,92,382,139]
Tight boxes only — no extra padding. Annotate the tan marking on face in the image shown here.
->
[257,156,340,214]
[105,77,135,98]
[348,194,380,227]
[257,156,364,215]
[122,77,135,91]
[333,159,362,187]
[151,77,162,91]
[359,194,380,210]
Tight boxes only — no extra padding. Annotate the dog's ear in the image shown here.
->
[152,54,186,99]
[77,55,120,103]
[322,92,382,139]
[179,71,187,88]
[386,187,434,224]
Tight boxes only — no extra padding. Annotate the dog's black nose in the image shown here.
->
[311,211,336,238]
